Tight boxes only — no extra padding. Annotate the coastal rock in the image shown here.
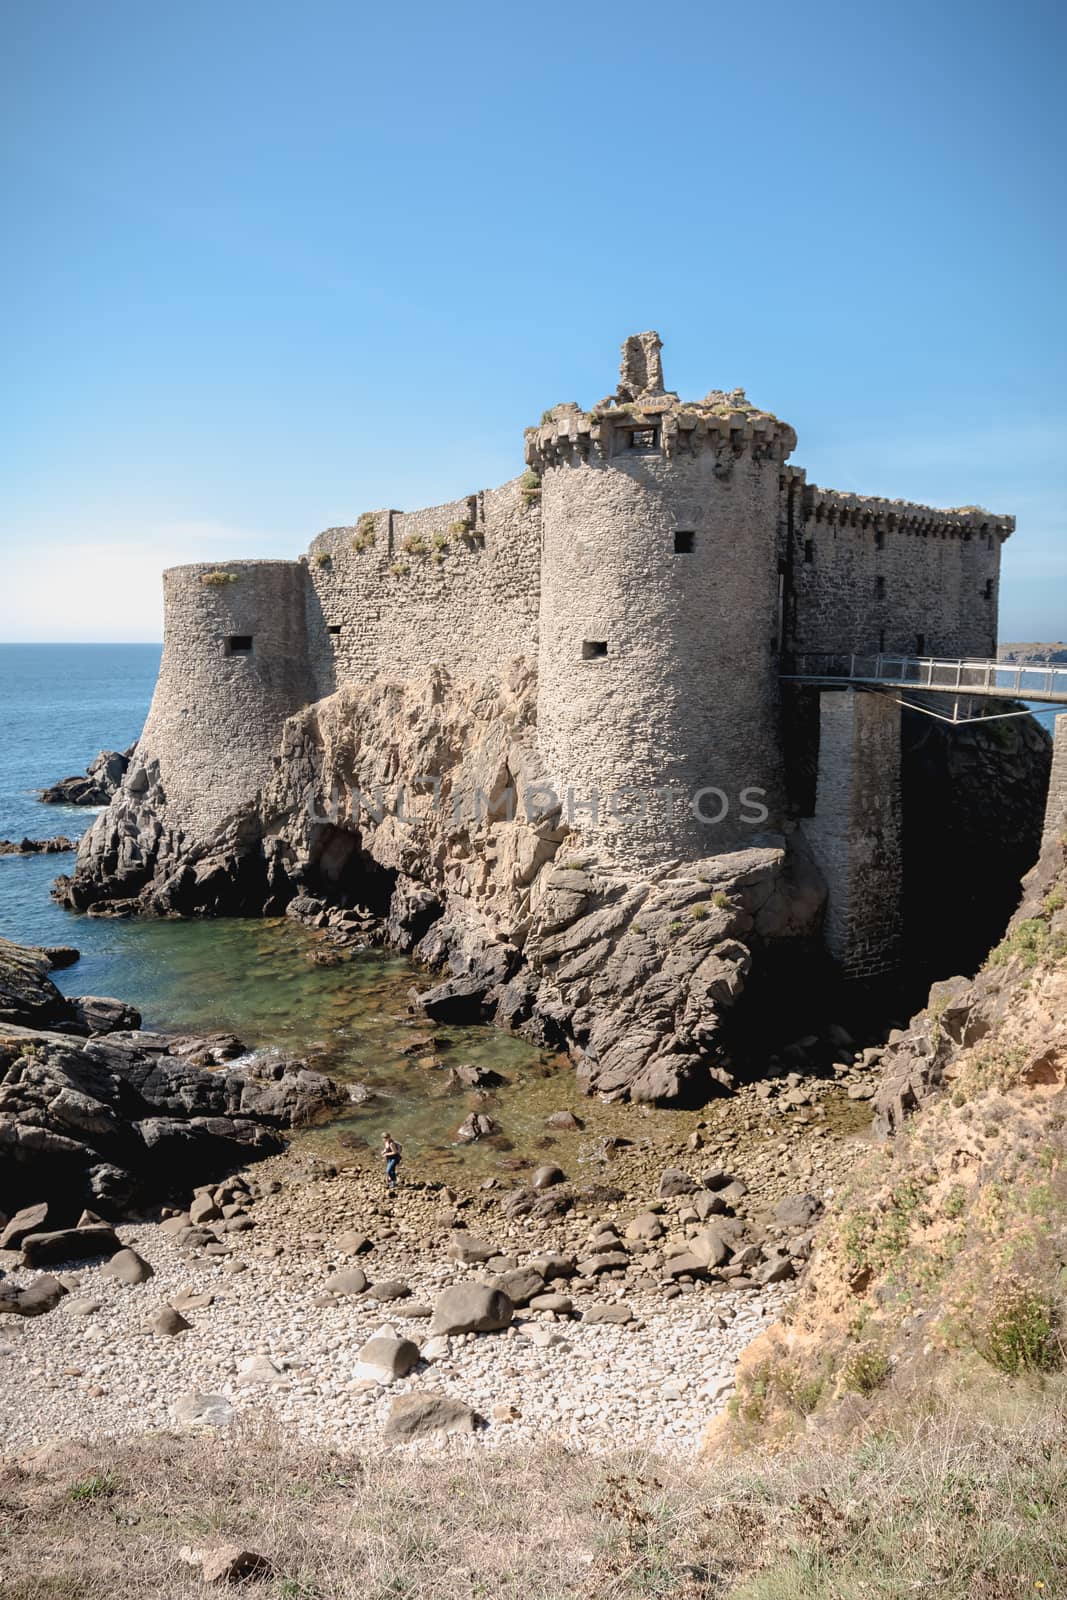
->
[0,1274,67,1317]
[0,971,344,1222]
[353,1333,420,1385]
[773,1193,823,1228]
[446,1232,495,1264]
[583,1303,635,1325]
[429,1284,513,1335]
[54,661,825,1104]
[147,1306,191,1336]
[0,1202,50,1251]
[324,1267,368,1297]
[39,746,132,807]
[67,996,142,1035]
[0,837,76,856]
[20,1225,120,1268]
[102,1248,154,1284]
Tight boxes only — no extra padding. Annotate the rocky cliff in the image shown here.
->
[56,661,826,1105]
[705,831,1067,1450]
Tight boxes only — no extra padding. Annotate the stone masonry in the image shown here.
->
[1041,714,1067,858]
[801,691,904,977]
[66,335,1014,981]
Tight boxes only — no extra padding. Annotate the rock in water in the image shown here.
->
[39,747,132,806]
[0,950,345,1221]
[531,1164,565,1189]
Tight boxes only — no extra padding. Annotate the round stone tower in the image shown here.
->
[136,559,315,841]
[529,333,797,869]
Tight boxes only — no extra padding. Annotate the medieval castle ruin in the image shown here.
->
[128,334,1012,962]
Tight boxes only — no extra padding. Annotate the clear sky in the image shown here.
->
[2,0,1064,643]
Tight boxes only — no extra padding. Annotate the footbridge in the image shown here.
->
[782,653,1067,707]
[778,655,1067,981]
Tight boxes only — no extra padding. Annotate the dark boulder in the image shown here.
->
[39,747,132,806]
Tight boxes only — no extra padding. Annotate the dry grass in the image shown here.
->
[0,1403,1064,1599]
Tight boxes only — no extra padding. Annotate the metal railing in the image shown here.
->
[784,653,1067,703]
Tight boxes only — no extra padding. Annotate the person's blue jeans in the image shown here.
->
[386,1155,400,1188]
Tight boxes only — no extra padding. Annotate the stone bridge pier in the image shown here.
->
[1040,713,1067,856]
[802,689,903,978]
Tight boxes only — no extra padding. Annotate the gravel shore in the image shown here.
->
[1,1151,800,1456]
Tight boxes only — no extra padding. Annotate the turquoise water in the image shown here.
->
[0,644,565,1169]
[0,643,161,958]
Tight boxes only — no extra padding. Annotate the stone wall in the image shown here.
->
[303,476,542,695]
[801,689,903,976]
[782,469,1010,662]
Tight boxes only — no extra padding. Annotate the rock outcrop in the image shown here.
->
[39,746,133,807]
[705,838,1067,1452]
[52,665,826,1104]
[0,938,344,1222]
[0,837,76,855]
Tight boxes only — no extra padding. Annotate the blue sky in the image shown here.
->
[1,0,1064,642]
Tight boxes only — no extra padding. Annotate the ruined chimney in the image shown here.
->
[617,331,665,401]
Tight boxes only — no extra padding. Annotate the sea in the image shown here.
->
[0,643,570,1171]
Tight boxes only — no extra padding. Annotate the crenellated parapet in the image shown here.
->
[526,393,797,473]
[800,480,1014,542]
[780,464,1011,662]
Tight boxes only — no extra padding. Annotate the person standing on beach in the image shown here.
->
[381,1131,402,1193]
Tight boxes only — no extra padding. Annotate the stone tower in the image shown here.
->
[136,559,314,842]
[527,334,798,869]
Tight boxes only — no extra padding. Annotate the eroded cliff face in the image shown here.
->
[55,659,826,1105]
[704,837,1067,1452]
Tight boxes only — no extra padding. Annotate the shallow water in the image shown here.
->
[0,643,576,1174]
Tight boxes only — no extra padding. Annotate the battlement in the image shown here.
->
[526,396,797,471]
[781,466,1013,541]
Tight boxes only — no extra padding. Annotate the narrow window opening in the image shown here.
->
[983,578,994,600]
[874,529,885,550]
[225,635,253,656]
[803,539,814,565]
[916,632,926,655]
[582,640,608,660]
[879,629,886,653]
[327,624,342,636]
[627,425,659,452]
[875,575,886,599]
[674,530,695,554]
